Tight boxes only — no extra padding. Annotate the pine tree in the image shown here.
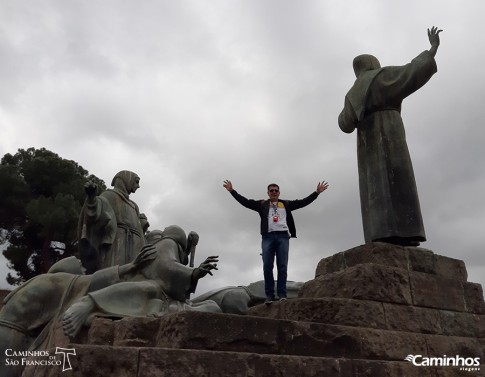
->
[0,147,106,285]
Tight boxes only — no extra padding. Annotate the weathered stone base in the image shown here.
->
[21,243,485,377]
[76,312,482,362]
[22,345,481,377]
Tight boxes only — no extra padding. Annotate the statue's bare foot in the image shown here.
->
[62,296,95,338]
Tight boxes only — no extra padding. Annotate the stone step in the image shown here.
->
[79,311,483,363]
[315,242,468,281]
[301,262,484,314]
[247,298,485,338]
[21,344,481,377]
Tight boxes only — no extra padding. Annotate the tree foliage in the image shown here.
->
[0,147,106,285]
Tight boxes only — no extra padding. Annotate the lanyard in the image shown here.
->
[271,202,279,216]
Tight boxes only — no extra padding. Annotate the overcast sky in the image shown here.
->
[0,0,484,297]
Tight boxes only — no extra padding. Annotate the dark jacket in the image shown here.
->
[230,190,320,238]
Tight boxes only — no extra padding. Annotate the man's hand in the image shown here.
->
[316,181,329,194]
[428,26,442,57]
[223,180,233,192]
[192,256,219,280]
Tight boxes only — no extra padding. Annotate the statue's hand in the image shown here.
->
[132,244,157,267]
[84,181,97,200]
[119,244,156,279]
[192,256,219,280]
[427,26,442,48]
[187,231,199,247]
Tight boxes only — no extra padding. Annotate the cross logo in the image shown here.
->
[55,347,76,371]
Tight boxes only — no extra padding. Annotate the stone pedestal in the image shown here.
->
[23,243,484,377]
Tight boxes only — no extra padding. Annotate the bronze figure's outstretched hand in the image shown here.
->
[192,256,219,280]
[133,244,157,267]
[427,26,442,56]
[119,243,157,278]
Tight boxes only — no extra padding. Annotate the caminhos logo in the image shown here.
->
[4,347,77,372]
[404,354,480,367]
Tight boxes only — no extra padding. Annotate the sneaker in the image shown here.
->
[278,297,287,302]
[264,297,274,305]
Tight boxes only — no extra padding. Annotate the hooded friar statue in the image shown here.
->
[338,27,442,246]
[78,170,146,273]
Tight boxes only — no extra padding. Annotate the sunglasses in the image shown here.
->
[268,189,279,193]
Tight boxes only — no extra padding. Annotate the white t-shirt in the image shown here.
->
[268,201,289,234]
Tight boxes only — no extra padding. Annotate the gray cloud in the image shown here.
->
[0,0,483,298]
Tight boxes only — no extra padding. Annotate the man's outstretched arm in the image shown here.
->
[223,179,261,211]
[287,181,329,210]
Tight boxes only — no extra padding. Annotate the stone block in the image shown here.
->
[145,312,440,361]
[154,312,281,355]
[464,282,485,315]
[114,317,162,347]
[343,242,409,271]
[407,247,436,274]
[301,264,412,305]
[383,303,442,334]
[97,311,448,361]
[248,298,387,329]
[84,317,115,345]
[22,344,140,377]
[315,251,345,277]
[153,311,368,358]
[434,255,468,282]
[278,321,364,359]
[359,328,427,361]
[440,310,482,338]
[72,345,139,377]
[139,348,353,377]
[315,243,410,277]
[410,271,465,311]
[424,334,483,360]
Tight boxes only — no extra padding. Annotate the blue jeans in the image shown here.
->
[261,231,290,299]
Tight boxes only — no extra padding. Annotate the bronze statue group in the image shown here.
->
[0,26,442,377]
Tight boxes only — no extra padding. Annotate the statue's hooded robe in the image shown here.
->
[78,170,145,273]
[338,51,437,244]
